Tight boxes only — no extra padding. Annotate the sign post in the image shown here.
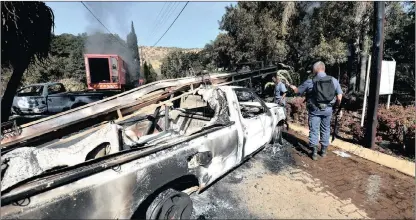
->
[387,95,391,109]
[361,55,372,127]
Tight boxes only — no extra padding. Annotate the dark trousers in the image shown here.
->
[308,113,332,147]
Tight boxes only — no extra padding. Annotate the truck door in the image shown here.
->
[234,89,273,157]
[110,57,119,84]
[119,59,126,85]
[182,93,240,188]
[46,83,68,113]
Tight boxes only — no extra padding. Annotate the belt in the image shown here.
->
[307,102,333,110]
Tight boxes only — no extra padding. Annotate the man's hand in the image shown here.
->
[289,84,298,93]
[336,94,343,106]
[337,110,343,119]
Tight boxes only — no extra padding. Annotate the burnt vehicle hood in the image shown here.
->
[12,96,46,109]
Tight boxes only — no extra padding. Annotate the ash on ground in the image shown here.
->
[191,139,295,219]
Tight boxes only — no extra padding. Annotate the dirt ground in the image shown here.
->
[190,134,415,219]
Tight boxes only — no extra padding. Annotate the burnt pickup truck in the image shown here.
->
[12,82,106,115]
[1,85,286,219]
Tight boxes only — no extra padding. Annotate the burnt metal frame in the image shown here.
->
[0,122,234,206]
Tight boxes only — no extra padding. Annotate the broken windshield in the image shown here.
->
[16,86,44,97]
[234,88,268,118]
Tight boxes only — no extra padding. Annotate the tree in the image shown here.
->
[1,2,54,121]
[199,42,217,71]
[126,21,140,83]
[384,2,415,93]
[356,2,373,92]
[160,50,184,79]
[159,49,210,79]
[142,61,157,84]
[310,36,348,80]
[204,33,236,70]
[306,2,360,91]
[207,2,353,80]
[218,2,297,66]
[285,2,320,81]
[10,34,88,91]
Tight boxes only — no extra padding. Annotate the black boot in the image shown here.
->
[311,145,318,160]
[320,145,328,157]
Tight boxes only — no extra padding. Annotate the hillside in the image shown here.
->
[139,46,202,74]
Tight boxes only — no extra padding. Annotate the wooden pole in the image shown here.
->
[365,1,385,149]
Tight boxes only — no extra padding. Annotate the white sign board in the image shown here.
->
[379,60,396,95]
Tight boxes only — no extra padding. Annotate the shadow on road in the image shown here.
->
[282,131,312,156]
[258,141,296,175]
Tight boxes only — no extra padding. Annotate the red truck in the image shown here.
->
[84,54,142,92]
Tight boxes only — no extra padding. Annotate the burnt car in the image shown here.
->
[12,82,106,115]
[1,86,286,219]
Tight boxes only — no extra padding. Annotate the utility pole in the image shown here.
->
[365,1,385,149]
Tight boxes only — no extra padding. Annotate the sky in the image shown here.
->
[45,1,236,49]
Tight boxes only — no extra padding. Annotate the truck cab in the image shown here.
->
[12,82,105,115]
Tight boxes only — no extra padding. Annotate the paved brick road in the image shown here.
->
[286,131,415,219]
[191,131,415,219]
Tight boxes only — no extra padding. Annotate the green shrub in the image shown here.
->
[287,96,415,156]
[348,105,415,156]
[287,97,307,124]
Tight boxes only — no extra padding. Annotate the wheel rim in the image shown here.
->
[151,192,193,219]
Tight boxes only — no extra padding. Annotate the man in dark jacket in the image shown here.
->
[287,61,343,160]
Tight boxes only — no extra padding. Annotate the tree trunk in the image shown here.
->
[358,35,370,92]
[347,42,355,93]
[348,37,361,94]
[359,52,368,92]
[1,64,28,122]
[338,64,341,81]
[355,49,361,92]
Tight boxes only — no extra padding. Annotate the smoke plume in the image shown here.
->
[83,2,139,84]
